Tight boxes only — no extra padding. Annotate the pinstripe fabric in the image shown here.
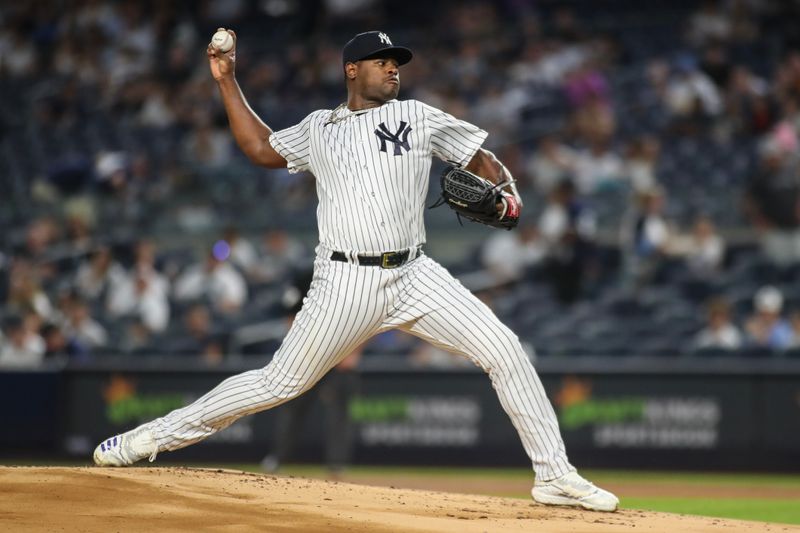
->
[149,99,575,481]
[268,99,487,254]
[386,256,573,479]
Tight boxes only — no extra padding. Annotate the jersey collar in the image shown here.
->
[327,100,398,125]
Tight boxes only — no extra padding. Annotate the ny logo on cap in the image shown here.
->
[375,121,412,156]
[378,32,392,45]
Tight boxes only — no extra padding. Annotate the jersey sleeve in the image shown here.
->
[268,112,316,174]
[422,102,488,167]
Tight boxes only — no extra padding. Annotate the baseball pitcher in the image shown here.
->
[93,29,618,512]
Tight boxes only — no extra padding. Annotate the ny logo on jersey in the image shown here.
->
[375,121,412,155]
[378,32,392,45]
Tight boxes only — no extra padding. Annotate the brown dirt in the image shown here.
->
[1,466,798,533]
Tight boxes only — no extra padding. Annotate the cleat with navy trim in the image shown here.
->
[93,425,158,467]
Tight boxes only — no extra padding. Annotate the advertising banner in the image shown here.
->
[13,364,798,470]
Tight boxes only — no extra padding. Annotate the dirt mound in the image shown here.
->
[0,466,795,532]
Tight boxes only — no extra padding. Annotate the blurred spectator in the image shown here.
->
[685,216,725,277]
[6,261,55,323]
[118,319,156,354]
[0,26,38,76]
[251,229,308,284]
[19,217,60,264]
[727,0,761,44]
[570,97,617,149]
[623,136,660,193]
[480,222,546,285]
[64,209,95,256]
[41,323,86,361]
[539,180,596,303]
[203,0,248,23]
[74,246,126,303]
[181,111,233,169]
[223,227,259,278]
[95,151,129,195]
[17,218,62,283]
[699,43,732,90]
[106,240,170,332]
[745,286,793,350]
[525,135,576,195]
[687,0,732,47]
[664,54,723,134]
[725,65,774,135]
[693,297,743,351]
[174,250,248,314]
[61,293,108,351]
[165,304,227,365]
[671,215,726,280]
[744,141,800,267]
[126,152,168,209]
[138,83,177,128]
[563,61,610,110]
[0,315,46,368]
[469,82,527,144]
[620,186,671,288]
[572,137,625,194]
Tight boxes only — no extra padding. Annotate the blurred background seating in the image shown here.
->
[2,0,800,365]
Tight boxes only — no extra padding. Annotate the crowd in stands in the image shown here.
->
[2,0,800,367]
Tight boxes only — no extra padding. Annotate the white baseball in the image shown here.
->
[211,30,234,53]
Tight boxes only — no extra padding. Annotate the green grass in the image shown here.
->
[585,469,800,489]
[622,497,800,525]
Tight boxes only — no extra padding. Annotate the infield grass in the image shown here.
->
[620,497,800,525]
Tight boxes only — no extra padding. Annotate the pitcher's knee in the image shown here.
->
[273,383,308,401]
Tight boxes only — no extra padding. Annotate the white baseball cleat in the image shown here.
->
[93,424,158,467]
[532,470,619,512]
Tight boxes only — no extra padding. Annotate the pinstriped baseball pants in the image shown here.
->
[151,252,575,481]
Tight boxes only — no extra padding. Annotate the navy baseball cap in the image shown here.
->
[342,31,413,66]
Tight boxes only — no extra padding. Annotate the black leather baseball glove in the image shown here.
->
[431,166,520,230]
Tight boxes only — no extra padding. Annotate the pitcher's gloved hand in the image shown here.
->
[431,166,520,230]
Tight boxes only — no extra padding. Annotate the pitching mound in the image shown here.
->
[0,466,794,532]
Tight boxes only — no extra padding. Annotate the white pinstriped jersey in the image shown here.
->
[143,99,575,484]
[269,99,488,254]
